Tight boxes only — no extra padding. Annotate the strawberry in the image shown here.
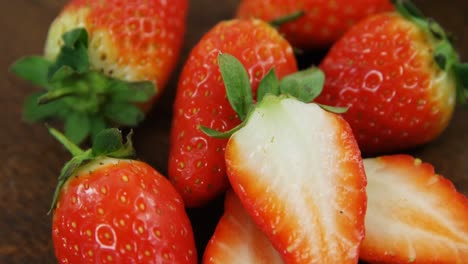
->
[168,19,298,207]
[203,54,367,263]
[236,0,393,49]
[202,190,283,264]
[361,154,468,263]
[315,0,468,154]
[48,128,197,263]
[11,0,188,144]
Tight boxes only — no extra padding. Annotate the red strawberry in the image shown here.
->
[204,54,367,263]
[361,154,468,263]
[236,0,393,49]
[11,0,188,144]
[168,19,298,207]
[315,0,468,154]
[202,190,283,264]
[49,128,197,263]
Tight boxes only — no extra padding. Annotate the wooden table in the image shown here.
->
[1,0,467,263]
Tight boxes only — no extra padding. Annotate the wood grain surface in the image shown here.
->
[1,0,467,263]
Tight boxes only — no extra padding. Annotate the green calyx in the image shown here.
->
[269,10,305,28]
[10,28,156,144]
[392,0,468,104]
[200,53,346,139]
[48,127,135,214]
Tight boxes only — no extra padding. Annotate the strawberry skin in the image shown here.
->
[237,0,393,49]
[202,190,283,264]
[52,157,197,263]
[316,11,458,154]
[168,19,298,207]
[45,0,188,101]
[225,96,367,263]
[361,154,468,263]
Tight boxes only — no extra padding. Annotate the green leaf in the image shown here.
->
[200,124,244,139]
[279,67,325,102]
[48,28,90,81]
[104,103,144,126]
[48,152,92,213]
[23,92,67,122]
[109,80,156,103]
[454,63,468,104]
[269,10,305,27]
[92,128,135,158]
[392,0,424,19]
[10,56,51,88]
[218,53,254,121]
[257,69,280,103]
[49,65,75,83]
[62,28,89,49]
[64,112,91,144]
[92,128,124,156]
[318,104,349,114]
[89,116,108,139]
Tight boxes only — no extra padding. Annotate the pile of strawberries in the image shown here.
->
[11,0,468,263]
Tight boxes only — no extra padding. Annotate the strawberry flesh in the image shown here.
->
[361,154,468,263]
[225,95,367,263]
[203,190,283,264]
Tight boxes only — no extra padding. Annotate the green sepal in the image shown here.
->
[92,128,135,158]
[12,27,156,144]
[64,112,91,144]
[279,67,325,103]
[257,69,280,102]
[104,103,144,126]
[392,0,424,20]
[318,104,349,114]
[23,92,68,122]
[48,28,90,81]
[218,53,254,121]
[453,63,468,104]
[201,54,328,139]
[10,56,51,88]
[200,124,245,139]
[109,80,156,103]
[269,10,305,28]
[48,127,135,213]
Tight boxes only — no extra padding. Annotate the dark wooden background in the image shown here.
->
[1,0,467,263]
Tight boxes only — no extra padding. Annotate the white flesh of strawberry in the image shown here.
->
[363,156,468,262]
[226,95,366,263]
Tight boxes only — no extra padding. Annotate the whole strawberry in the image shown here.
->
[168,19,298,207]
[237,0,393,49]
[315,0,468,154]
[49,128,197,263]
[11,0,187,144]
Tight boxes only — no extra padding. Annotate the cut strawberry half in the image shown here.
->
[200,54,367,263]
[224,95,367,263]
[361,154,468,263]
[202,190,283,264]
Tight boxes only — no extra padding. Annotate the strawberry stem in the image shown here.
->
[49,126,84,156]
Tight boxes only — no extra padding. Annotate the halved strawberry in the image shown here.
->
[202,190,283,264]
[361,154,468,264]
[203,54,367,263]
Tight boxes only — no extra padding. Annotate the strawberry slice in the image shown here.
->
[202,190,283,264]
[361,154,468,263]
